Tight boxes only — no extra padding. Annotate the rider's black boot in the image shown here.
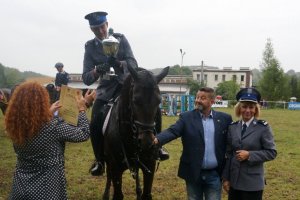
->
[158,146,169,161]
[89,160,105,176]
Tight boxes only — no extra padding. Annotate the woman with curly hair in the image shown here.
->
[5,81,95,200]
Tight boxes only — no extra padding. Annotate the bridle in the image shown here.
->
[119,80,158,178]
[128,81,157,138]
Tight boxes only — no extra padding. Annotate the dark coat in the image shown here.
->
[156,109,232,183]
[222,119,277,191]
[55,71,69,87]
[9,113,90,200]
[82,33,138,102]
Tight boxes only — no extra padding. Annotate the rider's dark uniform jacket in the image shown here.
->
[82,33,138,102]
[55,71,70,87]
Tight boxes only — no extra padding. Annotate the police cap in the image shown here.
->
[85,11,108,27]
[236,87,261,103]
[55,62,64,68]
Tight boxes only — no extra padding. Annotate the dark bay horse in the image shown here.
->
[0,88,11,115]
[103,66,169,200]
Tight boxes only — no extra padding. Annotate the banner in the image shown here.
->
[288,102,300,110]
[212,100,228,108]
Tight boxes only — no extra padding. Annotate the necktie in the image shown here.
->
[241,124,247,136]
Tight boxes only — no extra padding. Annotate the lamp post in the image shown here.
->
[179,49,186,94]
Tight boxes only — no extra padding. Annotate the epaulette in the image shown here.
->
[113,32,123,38]
[257,120,268,126]
[85,39,94,47]
[230,120,239,125]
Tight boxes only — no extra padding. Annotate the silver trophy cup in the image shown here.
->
[102,34,120,76]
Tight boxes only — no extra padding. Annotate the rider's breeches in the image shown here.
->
[90,99,106,161]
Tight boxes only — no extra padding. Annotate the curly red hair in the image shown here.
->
[5,81,53,145]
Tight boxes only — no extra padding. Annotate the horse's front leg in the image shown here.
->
[141,160,156,200]
[112,169,124,200]
[135,168,142,200]
[103,163,111,200]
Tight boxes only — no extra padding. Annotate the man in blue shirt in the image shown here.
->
[154,87,232,200]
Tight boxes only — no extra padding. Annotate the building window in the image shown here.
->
[215,75,218,81]
[197,74,200,81]
[232,75,237,82]
[204,74,207,81]
[222,75,226,81]
[241,75,244,82]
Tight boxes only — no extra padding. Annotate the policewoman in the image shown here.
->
[82,11,138,176]
[222,88,277,200]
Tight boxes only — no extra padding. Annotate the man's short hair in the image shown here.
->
[198,87,215,99]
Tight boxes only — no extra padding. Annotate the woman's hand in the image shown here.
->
[222,180,230,193]
[84,89,96,107]
[235,150,250,162]
[50,100,62,114]
[76,91,87,112]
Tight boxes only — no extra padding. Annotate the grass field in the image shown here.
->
[0,108,299,200]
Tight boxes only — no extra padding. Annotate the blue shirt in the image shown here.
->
[201,111,218,169]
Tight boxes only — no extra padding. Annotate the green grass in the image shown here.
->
[1,109,300,199]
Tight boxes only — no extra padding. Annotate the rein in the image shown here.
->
[119,80,157,178]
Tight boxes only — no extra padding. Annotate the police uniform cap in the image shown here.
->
[85,11,108,27]
[236,87,261,103]
[55,62,64,68]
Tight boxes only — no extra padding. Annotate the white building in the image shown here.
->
[66,66,253,93]
[158,75,192,95]
[192,66,252,89]
[68,73,98,89]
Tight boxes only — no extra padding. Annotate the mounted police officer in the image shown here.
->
[82,11,168,176]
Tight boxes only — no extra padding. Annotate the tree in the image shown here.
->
[290,75,298,98]
[4,68,25,88]
[0,63,8,87]
[168,65,192,75]
[215,80,240,100]
[258,39,289,101]
[186,79,205,96]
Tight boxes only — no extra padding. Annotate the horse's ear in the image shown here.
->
[127,65,139,81]
[156,66,169,83]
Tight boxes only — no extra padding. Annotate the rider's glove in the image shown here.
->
[107,56,121,68]
[95,63,110,74]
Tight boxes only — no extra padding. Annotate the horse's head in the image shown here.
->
[126,66,169,152]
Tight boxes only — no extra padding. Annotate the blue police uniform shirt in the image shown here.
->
[82,33,138,101]
[55,71,69,87]
[201,111,218,169]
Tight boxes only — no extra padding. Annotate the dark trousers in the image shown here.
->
[228,187,263,200]
[90,99,107,161]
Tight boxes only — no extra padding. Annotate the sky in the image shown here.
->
[1,0,300,77]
